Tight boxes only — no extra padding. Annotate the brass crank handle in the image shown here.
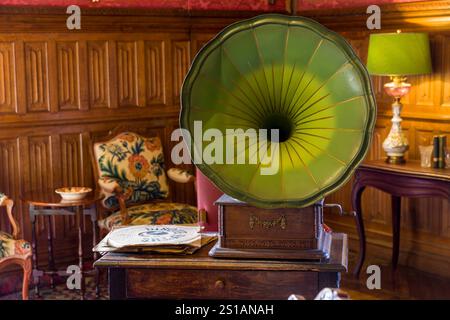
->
[323,203,356,217]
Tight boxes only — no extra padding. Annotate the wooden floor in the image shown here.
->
[341,252,450,300]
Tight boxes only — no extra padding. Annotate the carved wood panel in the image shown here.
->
[145,40,165,106]
[0,138,20,200]
[0,42,16,113]
[24,42,49,112]
[441,35,450,108]
[56,42,80,111]
[87,41,110,109]
[60,133,83,187]
[117,41,139,107]
[171,40,190,102]
[26,135,53,192]
[0,138,22,237]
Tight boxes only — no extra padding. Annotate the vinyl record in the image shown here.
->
[106,225,201,248]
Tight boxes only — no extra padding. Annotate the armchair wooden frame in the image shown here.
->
[88,126,198,229]
[0,197,32,300]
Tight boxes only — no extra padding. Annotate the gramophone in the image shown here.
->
[180,14,376,261]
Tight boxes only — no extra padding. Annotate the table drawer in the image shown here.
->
[126,268,319,299]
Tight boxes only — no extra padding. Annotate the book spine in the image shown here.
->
[432,136,439,168]
[439,135,447,169]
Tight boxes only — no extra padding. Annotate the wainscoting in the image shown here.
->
[0,1,449,293]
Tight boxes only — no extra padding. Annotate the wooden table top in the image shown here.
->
[360,160,450,181]
[22,189,103,207]
[94,233,348,272]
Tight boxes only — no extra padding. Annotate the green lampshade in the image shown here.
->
[367,32,432,76]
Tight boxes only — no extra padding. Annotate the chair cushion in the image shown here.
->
[98,202,198,231]
[93,132,170,209]
[0,231,31,259]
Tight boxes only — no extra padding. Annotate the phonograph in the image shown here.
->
[180,14,376,261]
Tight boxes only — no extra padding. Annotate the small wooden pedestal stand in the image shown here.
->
[209,195,333,261]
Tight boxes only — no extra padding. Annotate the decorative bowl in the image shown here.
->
[55,187,92,201]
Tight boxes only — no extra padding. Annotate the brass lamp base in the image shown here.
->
[386,155,406,164]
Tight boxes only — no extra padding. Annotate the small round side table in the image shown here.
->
[22,190,103,300]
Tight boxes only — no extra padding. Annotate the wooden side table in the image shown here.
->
[94,233,347,300]
[352,160,450,276]
[23,190,103,299]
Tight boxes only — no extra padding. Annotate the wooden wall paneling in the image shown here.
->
[346,36,368,62]
[29,135,53,242]
[371,75,391,111]
[0,137,22,236]
[441,35,450,108]
[19,135,42,248]
[117,40,139,107]
[144,40,166,106]
[49,133,63,240]
[136,40,147,108]
[87,40,110,109]
[60,133,84,188]
[80,131,93,188]
[190,32,216,57]
[13,40,26,115]
[409,35,439,110]
[171,39,190,104]
[363,125,390,228]
[0,138,20,196]
[0,42,16,114]
[24,41,50,113]
[27,135,53,192]
[56,41,80,111]
[15,136,28,240]
[108,40,119,109]
[47,40,58,113]
[78,41,89,111]
[368,124,387,161]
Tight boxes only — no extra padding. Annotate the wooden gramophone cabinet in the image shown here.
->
[209,195,333,261]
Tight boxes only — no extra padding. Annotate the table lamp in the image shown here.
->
[367,31,432,164]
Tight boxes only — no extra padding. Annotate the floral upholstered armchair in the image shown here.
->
[91,130,198,231]
[0,193,32,300]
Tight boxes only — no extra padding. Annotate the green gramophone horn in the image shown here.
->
[180,14,376,208]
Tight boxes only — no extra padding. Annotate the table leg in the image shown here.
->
[352,185,366,277]
[391,195,401,270]
[76,205,85,300]
[318,272,340,290]
[30,206,40,297]
[47,215,55,289]
[108,268,126,300]
[91,205,100,298]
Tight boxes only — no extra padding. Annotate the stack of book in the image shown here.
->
[93,225,216,255]
[432,135,448,169]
